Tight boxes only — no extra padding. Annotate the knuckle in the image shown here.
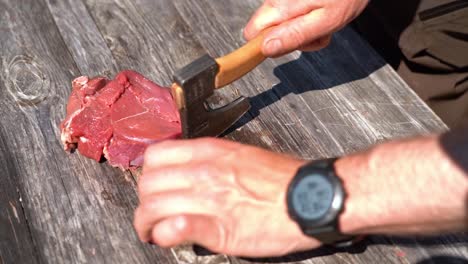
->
[145,140,174,155]
[266,0,290,18]
[143,145,159,163]
[174,215,191,235]
[208,162,224,177]
[151,232,171,248]
[286,24,306,48]
[137,170,160,196]
[266,0,286,10]
[194,137,219,146]
[265,0,280,8]
[325,9,346,32]
[151,217,188,248]
[193,137,223,152]
[139,194,159,212]
[192,162,222,183]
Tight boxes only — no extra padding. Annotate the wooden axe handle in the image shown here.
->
[214,29,271,89]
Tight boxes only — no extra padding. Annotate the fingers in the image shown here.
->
[150,214,224,252]
[134,190,215,242]
[261,9,332,57]
[143,138,237,171]
[299,35,332,52]
[138,165,193,198]
[244,0,321,40]
[244,2,282,40]
[138,138,240,244]
[138,162,223,198]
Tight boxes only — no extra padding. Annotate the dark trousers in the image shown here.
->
[354,0,468,128]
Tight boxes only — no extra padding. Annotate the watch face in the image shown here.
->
[292,174,334,221]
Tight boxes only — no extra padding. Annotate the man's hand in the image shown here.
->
[244,0,369,57]
[134,129,468,257]
[133,138,319,257]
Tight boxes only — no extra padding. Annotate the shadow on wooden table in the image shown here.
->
[193,233,468,263]
[439,122,468,234]
[417,255,468,264]
[192,242,367,263]
[226,46,387,133]
[241,235,467,263]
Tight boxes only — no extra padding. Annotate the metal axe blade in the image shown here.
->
[170,29,271,138]
[172,55,250,138]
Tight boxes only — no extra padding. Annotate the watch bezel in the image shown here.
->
[286,160,345,229]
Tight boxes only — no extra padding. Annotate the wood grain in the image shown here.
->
[0,125,39,264]
[0,0,465,263]
[0,0,176,263]
[44,0,118,77]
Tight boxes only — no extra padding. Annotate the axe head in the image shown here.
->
[171,55,250,139]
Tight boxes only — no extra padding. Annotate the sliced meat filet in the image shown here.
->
[60,70,181,169]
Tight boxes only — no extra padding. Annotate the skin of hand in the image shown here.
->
[244,0,370,57]
[335,132,468,236]
[134,127,468,257]
[133,138,320,257]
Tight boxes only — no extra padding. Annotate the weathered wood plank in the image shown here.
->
[81,0,205,83]
[0,0,176,263]
[381,235,468,263]
[45,1,201,263]
[0,125,39,264]
[44,0,118,77]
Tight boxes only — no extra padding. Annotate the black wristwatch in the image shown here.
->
[286,158,356,246]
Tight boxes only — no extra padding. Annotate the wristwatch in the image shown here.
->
[286,158,356,246]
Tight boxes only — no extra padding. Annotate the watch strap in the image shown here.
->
[302,222,356,247]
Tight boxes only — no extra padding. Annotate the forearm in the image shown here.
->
[337,127,468,236]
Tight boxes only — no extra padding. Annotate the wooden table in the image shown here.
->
[1,0,467,263]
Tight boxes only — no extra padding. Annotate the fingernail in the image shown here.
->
[264,38,283,56]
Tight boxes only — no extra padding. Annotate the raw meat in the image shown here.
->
[60,70,181,169]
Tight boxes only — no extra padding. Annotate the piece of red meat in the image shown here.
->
[60,70,181,169]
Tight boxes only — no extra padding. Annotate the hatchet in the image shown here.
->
[171,30,270,138]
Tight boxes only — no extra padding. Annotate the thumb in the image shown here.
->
[150,214,226,252]
[261,9,332,57]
